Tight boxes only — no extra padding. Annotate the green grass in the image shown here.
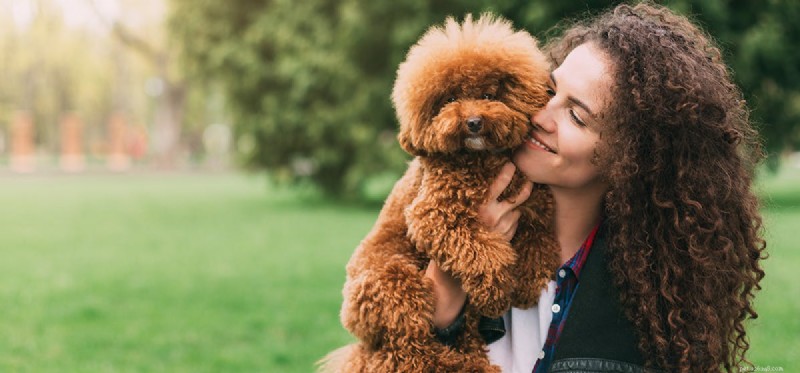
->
[0,168,797,372]
[749,167,800,369]
[0,173,369,372]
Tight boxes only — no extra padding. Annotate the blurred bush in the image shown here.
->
[169,0,800,199]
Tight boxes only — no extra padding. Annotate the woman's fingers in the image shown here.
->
[479,163,533,242]
[497,210,521,241]
[488,162,517,201]
[508,180,533,208]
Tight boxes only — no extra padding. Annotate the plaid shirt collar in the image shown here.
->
[533,220,603,373]
[560,222,601,281]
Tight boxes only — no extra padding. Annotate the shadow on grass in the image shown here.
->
[258,170,401,211]
[260,182,384,213]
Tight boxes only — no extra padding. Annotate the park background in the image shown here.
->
[0,0,797,372]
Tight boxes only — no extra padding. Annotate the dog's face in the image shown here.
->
[393,15,551,156]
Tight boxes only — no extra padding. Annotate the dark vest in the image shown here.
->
[477,227,665,372]
[550,226,662,373]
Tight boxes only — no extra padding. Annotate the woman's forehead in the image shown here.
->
[553,43,613,114]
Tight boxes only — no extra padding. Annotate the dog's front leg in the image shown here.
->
[508,190,559,309]
[341,159,438,349]
[406,168,516,318]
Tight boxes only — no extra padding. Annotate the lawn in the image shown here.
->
[0,173,371,372]
[0,168,796,372]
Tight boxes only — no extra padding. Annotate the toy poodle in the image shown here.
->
[322,14,558,372]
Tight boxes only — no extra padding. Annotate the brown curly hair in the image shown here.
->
[544,3,767,372]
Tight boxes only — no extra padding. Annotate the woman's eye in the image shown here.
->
[482,93,494,100]
[569,109,587,127]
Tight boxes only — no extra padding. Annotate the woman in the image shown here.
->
[428,3,766,372]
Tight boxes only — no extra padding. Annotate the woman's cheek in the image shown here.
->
[515,154,554,184]
[513,148,538,176]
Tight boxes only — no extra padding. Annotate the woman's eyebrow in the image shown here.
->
[550,72,596,117]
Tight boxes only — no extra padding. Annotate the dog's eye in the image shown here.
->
[482,93,495,100]
[446,97,457,103]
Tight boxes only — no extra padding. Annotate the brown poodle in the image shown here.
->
[322,14,558,372]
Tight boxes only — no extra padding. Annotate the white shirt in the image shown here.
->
[487,281,557,373]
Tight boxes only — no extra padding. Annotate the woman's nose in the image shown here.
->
[532,107,556,133]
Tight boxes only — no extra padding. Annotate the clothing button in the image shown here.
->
[558,269,567,278]
[539,350,545,359]
[552,304,561,313]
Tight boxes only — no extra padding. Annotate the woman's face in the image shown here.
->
[514,43,612,191]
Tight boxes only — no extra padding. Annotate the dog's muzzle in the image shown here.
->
[464,136,486,150]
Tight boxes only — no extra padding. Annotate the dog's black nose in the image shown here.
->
[466,116,482,133]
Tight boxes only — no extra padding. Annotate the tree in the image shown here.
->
[169,0,799,198]
[88,0,191,167]
[0,0,116,154]
[667,0,800,168]
[0,0,203,166]
[169,0,525,198]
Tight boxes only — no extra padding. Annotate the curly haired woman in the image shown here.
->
[427,3,767,372]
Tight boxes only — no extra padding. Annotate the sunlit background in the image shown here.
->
[0,0,797,372]
[0,0,229,173]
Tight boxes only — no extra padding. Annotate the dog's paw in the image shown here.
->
[461,271,514,318]
[510,279,547,309]
[404,194,438,251]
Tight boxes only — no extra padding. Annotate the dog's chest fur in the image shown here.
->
[417,153,527,208]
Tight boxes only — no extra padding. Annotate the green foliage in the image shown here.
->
[169,0,800,197]
[666,0,800,167]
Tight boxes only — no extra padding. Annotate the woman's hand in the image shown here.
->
[425,162,533,328]
[426,260,467,328]
[478,162,533,242]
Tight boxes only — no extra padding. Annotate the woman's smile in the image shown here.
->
[525,133,556,153]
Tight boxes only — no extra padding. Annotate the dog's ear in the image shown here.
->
[396,87,440,156]
[397,114,426,156]
[397,124,416,155]
[500,74,550,116]
[498,76,525,113]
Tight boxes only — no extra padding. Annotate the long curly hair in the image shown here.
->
[544,3,767,372]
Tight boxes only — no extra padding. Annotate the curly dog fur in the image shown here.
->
[322,14,559,372]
